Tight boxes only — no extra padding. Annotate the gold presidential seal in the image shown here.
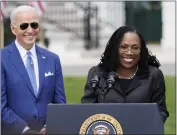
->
[79,114,123,135]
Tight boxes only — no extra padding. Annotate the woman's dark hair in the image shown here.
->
[98,25,160,73]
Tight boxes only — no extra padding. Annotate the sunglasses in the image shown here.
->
[14,22,39,30]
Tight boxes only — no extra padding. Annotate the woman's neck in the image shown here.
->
[117,65,138,79]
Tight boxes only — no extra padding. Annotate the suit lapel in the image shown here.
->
[36,46,47,98]
[114,81,123,95]
[8,43,36,98]
[125,76,141,95]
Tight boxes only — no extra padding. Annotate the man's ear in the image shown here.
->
[10,24,16,36]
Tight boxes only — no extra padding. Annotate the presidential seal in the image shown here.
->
[79,114,123,135]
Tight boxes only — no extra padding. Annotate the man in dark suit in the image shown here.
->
[1,5,66,134]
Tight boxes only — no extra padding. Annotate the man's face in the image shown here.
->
[10,11,40,49]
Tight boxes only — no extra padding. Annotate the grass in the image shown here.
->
[63,76,176,134]
[163,76,176,134]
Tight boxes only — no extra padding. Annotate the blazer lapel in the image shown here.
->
[125,76,141,95]
[114,80,123,95]
[8,43,36,98]
[36,46,47,98]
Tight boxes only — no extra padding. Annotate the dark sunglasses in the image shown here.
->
[14,22,39,30]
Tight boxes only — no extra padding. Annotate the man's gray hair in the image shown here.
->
[10,5,39,24]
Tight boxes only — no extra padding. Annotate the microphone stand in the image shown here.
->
[90,72,115,103]
[94,81,115,103]
[97,72,117,102]
[91,73,116,103]
[96,86,109,103]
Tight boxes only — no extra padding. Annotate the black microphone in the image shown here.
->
[90,75,100,89]
[106,72,117,89]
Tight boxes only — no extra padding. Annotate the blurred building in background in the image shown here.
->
[1,1,175,76]
[1,1,175,49]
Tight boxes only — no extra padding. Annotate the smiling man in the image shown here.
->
[1,5,66,135]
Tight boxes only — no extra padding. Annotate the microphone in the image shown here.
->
[106,72,117,89]
[90,75,100,89]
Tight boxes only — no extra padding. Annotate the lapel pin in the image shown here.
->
[42,56,46,59]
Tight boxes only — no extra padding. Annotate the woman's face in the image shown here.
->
[118,32,141,69]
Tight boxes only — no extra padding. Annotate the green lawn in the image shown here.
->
[64,76,175,134]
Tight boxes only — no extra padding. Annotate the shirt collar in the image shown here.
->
[15,40,37,59]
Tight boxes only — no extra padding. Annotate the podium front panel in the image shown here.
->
[46,103,164,134]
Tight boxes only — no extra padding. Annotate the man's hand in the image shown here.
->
[40,128,46,135]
